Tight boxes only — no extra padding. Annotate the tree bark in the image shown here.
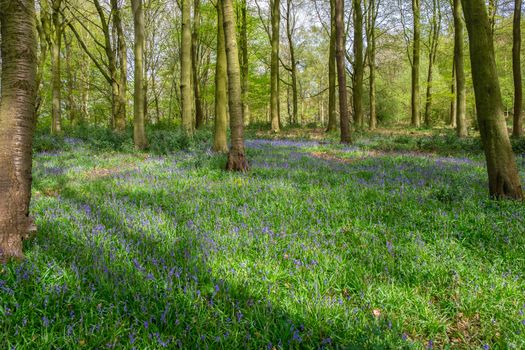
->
[449,60,457,128]
[411,0,421,127]
[239,0,251,126]
[335,0,351,143]
[0,0,38,262]
[111,0,128,132]
[453,0,467,137]
[462,0,523,199]
[132,0,148,149]
[51,0,62,134]
[512,0,523,137]
[327,0,338,132]
[214,0,229,153]
[353,0,364,129]
[181,0,194,135]
[270,0,280,132]
[192,0,205,129]
[366,0,377,130]
[222,0,249,171]
[423,0,440,127]
[64,31,77,124]
[285,0,298,125]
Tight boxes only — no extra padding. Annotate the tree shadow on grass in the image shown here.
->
[10,180,410,349]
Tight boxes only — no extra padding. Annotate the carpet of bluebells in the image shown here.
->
[2,137,525,349]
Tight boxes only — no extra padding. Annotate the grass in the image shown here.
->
[2,131,525,349]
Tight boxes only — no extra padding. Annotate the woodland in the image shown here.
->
[1,0,525,348]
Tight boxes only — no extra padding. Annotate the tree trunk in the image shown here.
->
[454,0,467,137]
[512,0,523,137]
[411,0,421,127]
[64,31,77,125]
[327,0,338,132]
[270,0,281,132]
[335,0,352,143]
[423,0,440,128]
[0,0,38,262]
[192,0,205,129]
[51,0,62,134]
[214,0,229,153]
[111,0,128,132]
[366,0,377,130]
[239,0,251,126]
[222,0,249,171]
[353,0,364,129]
[285,0,298,125]
[449,60,457,128]
[181,0,194,135]
[462,0,523,199]
[132,0,148,150]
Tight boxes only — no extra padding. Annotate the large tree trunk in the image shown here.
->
[132,0,148,150]
[222,0,249,171]
[462,0,523,199]
[239,0,251,126]
[214,0,229,153]
[327,0,338,132]
[513,0,523,137]
[353,0,364,129]
[51,0,62,134]
[270,0,280,132]
[192,0,205,129]
[411,0,421,127]
[454,0,467,137]
[0,0,38,262]
[181,0,194,135]
[335,0,352,143]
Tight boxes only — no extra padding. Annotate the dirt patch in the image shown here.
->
[309,151,361,164]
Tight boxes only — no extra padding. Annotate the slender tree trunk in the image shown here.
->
[353,0,364,129]
[192,0,205,129]
[449,60,457,128]
[423,0,440,128]
[270,0,281,132]
[51,0,62,134]
[513,0,523,137]
[454,0,467,137]
[222,0,249,171]
[112,0,128,132]
[239,0,251,126]
[107,0,127,131]
[366,0,377,130]
[335,0,351,143]
[411,0,421,127]
[181,0,194,135]
[285,0,298,125]
[132,0,148,149]
[462,0,523,199]
[0,0,38,262]
[214,0,229,153]
[64,31,76,124]
[327,0,338,132]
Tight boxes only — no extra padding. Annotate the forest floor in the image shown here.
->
[2,129,525,349]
